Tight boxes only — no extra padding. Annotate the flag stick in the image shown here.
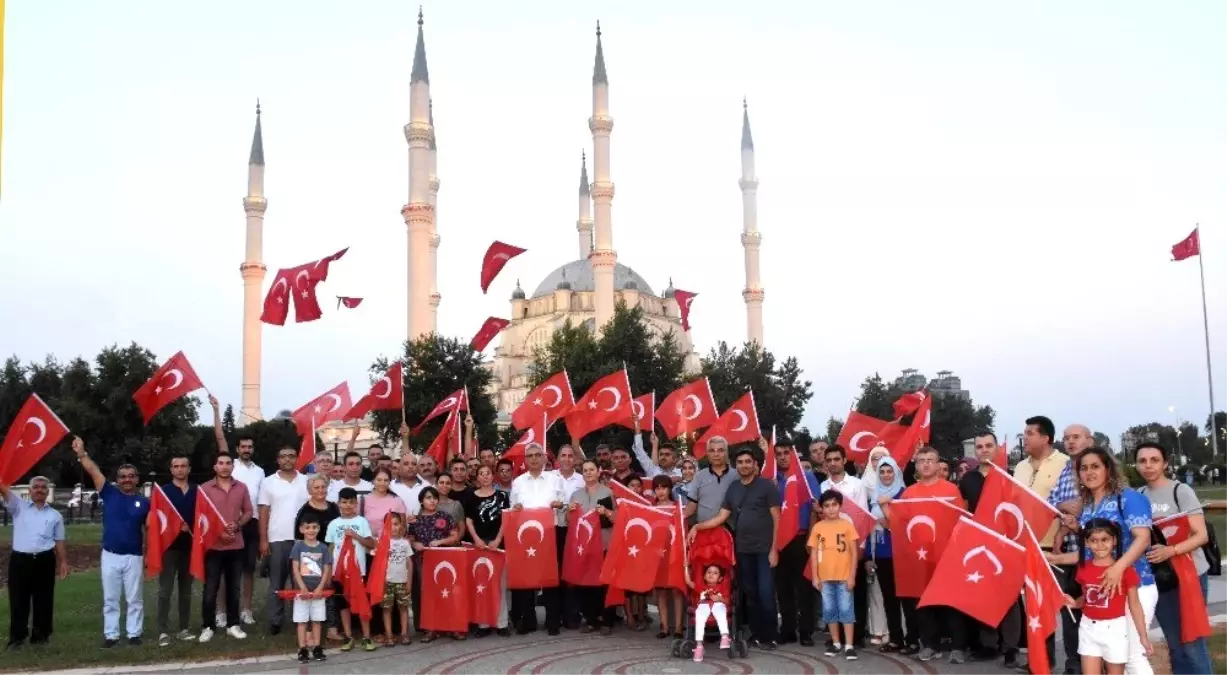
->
[1194,224,1220,460]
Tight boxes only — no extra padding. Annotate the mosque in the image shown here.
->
[234,13,767,425]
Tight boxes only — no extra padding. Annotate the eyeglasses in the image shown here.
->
[278,453,297,459]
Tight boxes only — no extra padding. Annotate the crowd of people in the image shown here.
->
[1,400,1219,675]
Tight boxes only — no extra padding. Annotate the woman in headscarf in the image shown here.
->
[863,445,891,645]
[862,445,890,493]
[870,455,909,653]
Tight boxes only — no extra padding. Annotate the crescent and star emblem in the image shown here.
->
[324,393,343,413]
[577,516,595,546]
[433,560,458,597]
[492,253,510,263]
[294,270,311,290]
[730,410,749,432]
[373,376,393,399]
[161,369,184,392]
[599,387,622,412]
[993,502,1026,541]
[849,431,878,454]
[1023,575,1042,608]
[517,519,545,558]
[1161,525,1179,540]
[271,277,288,302]
[682,394,703,421]
[197,514,210,539]
[472,556,495,581]
[962,545,1004,583]
[441,397,457,410]
[24,417,48,446]
[541,385,563,408]
[683,297,695,311]
[631,400,645,421]
[905,515,936,562]
[517,428,536,447]
[157,510,168,535]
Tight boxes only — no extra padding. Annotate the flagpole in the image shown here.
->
[1195,224,1220,459]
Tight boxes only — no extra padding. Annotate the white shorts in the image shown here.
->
[293,596,326,623]
[1078,616,1128,664]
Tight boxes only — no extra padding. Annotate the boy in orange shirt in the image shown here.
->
[807,490,860,661]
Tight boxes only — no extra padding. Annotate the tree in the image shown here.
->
[701,341,813,441]
[1093,431,1111,450]
[370,334,499,453]
[852,373,995,457]
[1205,411,1226,457]
[222,404,237,436]
[825,417,844,443]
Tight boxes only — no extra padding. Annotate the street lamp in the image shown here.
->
[1168,406,1184,464]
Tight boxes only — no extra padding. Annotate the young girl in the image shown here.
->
[651,475,684,640]
[684,564,732,662]
[1072,519,1153,675]
[408,487,462,642]
[381,513,414,646]
[622,474,650,631]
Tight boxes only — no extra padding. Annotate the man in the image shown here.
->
[1041,422,1091,675]
[329,463,345,481]
[818,444,871,648]
[609,447,637,483]
[690,446,781,650]
[258,445,309,635]
[495,458,515,493]
[73,437,149,647]
[327,452,373,502]
[630,415,681,479]
[466,457,481,484]
[309,453,334,487]
[549,444,586,629]
[881,446,968,663]
[0,476,68,649]
[389,452,426,514]
[766,436,821,646]
[229,432,264,627]
[478,447,498,471]
[808,440,830,484]
[685,436,734,524]
[594,443,613,471]
[508,443,565,635]
[157,453,197,647]
[199,453,254,643]
[417,453,439,485]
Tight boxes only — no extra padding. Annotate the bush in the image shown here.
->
[1123,464,1145,489]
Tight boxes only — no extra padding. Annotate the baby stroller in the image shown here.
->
[671,528,750,659]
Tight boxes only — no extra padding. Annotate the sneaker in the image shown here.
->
[128,636,142,647]
[297,647,310,664]
[693,644,704,663]
[918,647,939,661]
[340,637,355,652]
[719,635,731,650]
[362,638,377,652]
[175,630,195,641]
[158,633,171,648]
[240,610,255,626]
[102,639,119,649]
[845,646,858,661]
[825,643,842,657]
[198,627,214,643]
[226,625,247,640]
[312,646,327,662]
[949,649,966,665]
[215,613,227,628]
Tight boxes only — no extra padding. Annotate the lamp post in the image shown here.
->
[1168,405,1184,465]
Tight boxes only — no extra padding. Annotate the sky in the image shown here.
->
[1,0,1225,450]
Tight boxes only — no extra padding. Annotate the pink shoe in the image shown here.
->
[719,635,731,649]
[693,644,704,662]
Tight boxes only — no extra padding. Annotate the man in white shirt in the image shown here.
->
[549,444,585,629]
[817,443,871,647]
[509,443,564,636]
[388,453,426,515]
[228,435,265,627]
[630,416,682,479]
[326,451,373,503]
[257,446,309,635]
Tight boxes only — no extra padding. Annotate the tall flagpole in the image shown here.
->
[1194,224,1220,459]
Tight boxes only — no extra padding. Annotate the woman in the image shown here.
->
[1052,447,1156,675]
[435,474,467,536]
[1136,443,1213,675]
[363,467,407,539]
[862,445,890,644]
[869,456,907,654]
[673,458,697,503]
[409,487,462,642]
[569,459,616,634]
[465,465,511,637]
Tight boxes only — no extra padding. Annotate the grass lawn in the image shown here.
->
[1211,629,1226,673]
[0,522,103,543]
[1192,485,1226,540]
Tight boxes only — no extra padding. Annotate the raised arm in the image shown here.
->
[71,437,106,492]
[209,395,228,456]
[571,431,586,460]
[464,415,475,459]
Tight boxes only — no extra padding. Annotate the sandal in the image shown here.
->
[880,643,899,653]
[673,632,684,640]
[656,631,669,639]
[421,633,438,644]
[400,635,413,646]
[453,632,467,641]
[634,622,648,632]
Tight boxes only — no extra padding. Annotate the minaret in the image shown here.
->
[402,7,435,341]
[239,102,267,425]
[740,98,764,347]
[577,151,593,259]
[589,22,617,332]
[428,99,441,328]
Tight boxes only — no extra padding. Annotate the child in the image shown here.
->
[684,563,732,662]
[325,487,379,652]
[806,489,859,661]
[1071,518,1152,675]
[381,512,414,646]
[622,475,649,631]
[290,512,332,663]
[651,475,684,640]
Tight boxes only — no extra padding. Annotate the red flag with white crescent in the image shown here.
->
[296,421,317,472]
[467,547,506,625]
[0,394,70,485]
[565,369,634,439]
[500,414,551,476]
[291,382,352,435]
[471,317,510,352]
[836,411,907,467]
[336,296,363,309]
[693,391,760,458]
[972,463,1060,544]
[336,537,373,619]
[886,497,967,598]
[190,490,227,582]
[260,247,348,325]
[655,378,719,439]
[652,502,686,591]
[673,289,697,332]
[601,501,671,593]
[1171,228,1200,261]
[918,516,1026,626]
[615,392,655,431]
[608,477,652,507]
[365,512,394,604]
[562,509,603,587]
[480,241,527,293]
[502,508,559,589]
[510,371,575,431]
[420,547,470,631]
[885,395,931,468]
[1154,512,1213,642]
[424,409,460,469]
[145,484,186,578]
[132,351,205,425]
[413,388,468,435]
[1022,522,1070,675]
[891,390,927,419]
[345,362,403,421]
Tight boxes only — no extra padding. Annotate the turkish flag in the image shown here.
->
[615,392,655,431]
[1022,522,1069,675]
[601,501,671,593]
[287,261,325,323]
[885,395,931,468]
[608,478,652,507]
[503,507,559,589]
[413,388,468,434]
[291,382,352,435]
[1171,228,1200,261]
[133,351,205,425]
[1154,512,1213,642]
[480,241,526,293]
[511,371,575,431]
[336,537,372,619]
[471,317,510,352]
[296,423,317,472]
[918,516,1025,626]
[841,495,877,545]
[891,390,927,419]
[260,247,348,326]
[261,268,294,325]
[673,289,697,331]
[652,503,686,592]
[145,484,186,578]
[0,394,70,485]
[993,441,1009,469]
[887,497,967,597]
[973,463,1060,544]
[424,409,460,469]
[836,411,907,467]
[565,369,634,440]
[345,362,403,421]
[365,513,394,605]
[693,391,760,458]
[190,490,226,582]
[655,377,719,439]
[762,427,778,480]
[501,414,550,476]
[336,296,363,309]
[775,445,808,551]
[562,509,604,587]
[467,547,506,626]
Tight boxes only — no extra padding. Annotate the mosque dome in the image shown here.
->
[663,277,676,298]
[510,280,526,300]
[532,259,655,298]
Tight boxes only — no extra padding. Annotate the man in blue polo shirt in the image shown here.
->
[73,437,150,648]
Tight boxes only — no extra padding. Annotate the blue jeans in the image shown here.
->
[735,551,778,643]
[1153,573,1213,675]
[820,581,854,625]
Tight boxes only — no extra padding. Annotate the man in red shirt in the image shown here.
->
[197,454,253,643]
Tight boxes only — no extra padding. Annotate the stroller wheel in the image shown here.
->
[736,638,748,658]
[680,640,695,659]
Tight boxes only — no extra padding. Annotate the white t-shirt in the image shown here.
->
[389,479,426,516]
[257,471,309,543]
[819,474,869,511]
[327,478,373,503]
[325,515,372,575]
[548,470,585,527]
[232,459,265,519]
[386,537,413,584]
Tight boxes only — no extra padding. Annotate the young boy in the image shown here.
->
[806,489,859,661]
[324,487,378,652]
[290,512,332,663]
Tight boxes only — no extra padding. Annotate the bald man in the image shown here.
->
[1043,423,1095,675]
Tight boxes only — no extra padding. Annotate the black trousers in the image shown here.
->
[872,558,905,646]
[900,597,921,647]
[578,585,618,628]
[201,549,243,630]
[915,604,966,651]
[773,536,815,640]
[851,558,869,645]
[156,547,192,634]
[510,587,560,632]
[554,526,580,627]
[8,550,56,644]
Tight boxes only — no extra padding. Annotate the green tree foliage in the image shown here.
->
[369,334,499,452]
[852,372,995,458]
[222,404,237,436]
[1205,411,1226,456]
[1092,431,1111,449]
[701,341,813,440]
[825,417,845,443]
[1126,420,1214,465]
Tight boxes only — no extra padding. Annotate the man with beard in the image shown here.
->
[416,454,439,485]
[609,447,638,484]
[808,440,829,484]
[229,433,264,627]
[819,445,870,649]
[257,445,309,635]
